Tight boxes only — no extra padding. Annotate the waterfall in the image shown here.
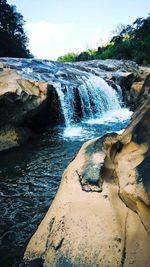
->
[54,74,121,126]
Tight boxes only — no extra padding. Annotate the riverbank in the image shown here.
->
[0,58,149,152]
[23,88,150,267]
[0,58,150,266]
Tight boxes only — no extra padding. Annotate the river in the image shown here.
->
[0,58,132,266]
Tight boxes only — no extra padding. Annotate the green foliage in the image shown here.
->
[57,14,150,65]
[0,0,32,58]
[58,49,98,62]
[57,52,77,62]
[109,15,150,64]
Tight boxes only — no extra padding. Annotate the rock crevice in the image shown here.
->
[22,95,150,266]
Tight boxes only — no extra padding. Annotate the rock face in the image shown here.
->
[22,95,150,266]
[0,67,63,151]
[0,58,149,152]
[74,60,150,110]
[0,59,150,264]
[0,125,32,151]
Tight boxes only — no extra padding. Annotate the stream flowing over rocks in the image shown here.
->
[0,58,150,267]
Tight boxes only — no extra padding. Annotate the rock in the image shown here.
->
[112,71,137,90]
[125,68,150,110]
[0,125,32,151]
[139,66,150,81]
[74,59,143,109]
[0,67,64,151]
[0,58,149,152]
[136,73,150,108]
[123,81,144,109]
[131,81,144,94]
[0,68,21,96]
[23,96,150,266]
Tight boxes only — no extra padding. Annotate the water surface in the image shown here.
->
[0,109,131,267]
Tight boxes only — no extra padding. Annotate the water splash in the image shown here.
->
[54,74,122,126]
[86,108,133,125]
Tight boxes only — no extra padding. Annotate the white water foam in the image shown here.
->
[63,126,86,138]
[55,73,122,126]
[63,108,132,139]
[86,108,133,125]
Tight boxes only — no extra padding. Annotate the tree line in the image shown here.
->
[0,0,32,58]
[58,15,150,65]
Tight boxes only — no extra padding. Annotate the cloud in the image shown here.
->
[25,22,112,60]
[89,30,112,48]
[26,21,73,59]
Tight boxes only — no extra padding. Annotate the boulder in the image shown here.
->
[0,125,32,151]
[0,67,64,151]
[136,73,150,108]
[0,59,149,152]
[22,95,150,266]
[125,68,150,110]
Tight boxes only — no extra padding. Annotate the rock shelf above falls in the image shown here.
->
[0,59,150,267]
[0,58,149,152]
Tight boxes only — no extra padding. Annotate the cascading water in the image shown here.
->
[0,58,133,267]
[0,58,132,136]
[78,74,121,118]
[52,73,121,128]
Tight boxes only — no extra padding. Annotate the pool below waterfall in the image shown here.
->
[0,108,132,267]
[0,58,133,266]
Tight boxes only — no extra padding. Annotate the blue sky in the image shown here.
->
[8,0,149,60]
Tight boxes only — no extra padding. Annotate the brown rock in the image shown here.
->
[131,81,144,94]
[23,96,150,266]
[123,69,150,110]
[0,68,21,96]
[0,125,32,151]
[113,71,136,90]
[136,73,150,108]
[0,68,59,151]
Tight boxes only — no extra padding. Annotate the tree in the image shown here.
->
[112,23,126,36]
[57,14,150,65]
[57,52,77,62]
[0,0,32,58]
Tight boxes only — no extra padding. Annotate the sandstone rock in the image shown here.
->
[0,67,64,151]
[125,68,150,110]
[136,73,150,108]
[0,125,32,151]
[23,96,150,266]
[0,58,149,153]
[139,66,150,81]
[131,81,144,94]
[0,68,21,96]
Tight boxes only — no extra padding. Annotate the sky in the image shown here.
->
[7,0,150,60]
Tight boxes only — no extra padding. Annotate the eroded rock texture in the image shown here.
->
[0,59,149,151]
[0,67,63,151]
[22,96,150,266]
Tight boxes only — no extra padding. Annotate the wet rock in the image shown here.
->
[122,68,150,110]
[23,96,150,266]
[0,67,64,151]
[0,125,32,151]
[20,258,44,267]
[136,73,150,108]
[0,58,149,152]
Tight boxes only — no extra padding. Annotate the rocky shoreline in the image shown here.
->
[0,59,150,152]
[0,67,63,151]
[0,58,150,266]
[22,81,150,267]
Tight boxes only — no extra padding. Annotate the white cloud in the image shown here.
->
[89,30,112,49]
[26,22,113,60]
[26,21,73,59]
